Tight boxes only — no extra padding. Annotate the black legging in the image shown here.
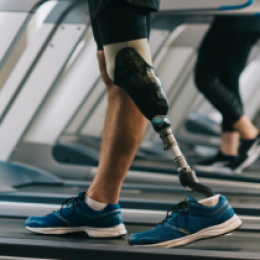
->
[195,17,260,132]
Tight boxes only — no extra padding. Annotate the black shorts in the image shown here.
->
[88,0,151,50]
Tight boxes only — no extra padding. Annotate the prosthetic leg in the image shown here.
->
[112,47,214,198]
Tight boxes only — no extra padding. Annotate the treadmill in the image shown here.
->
[0,0,41,71]
[1,1,260,259]
[0,159,260,260]
[0,216,260,260]
[0,208,260,260]
[0,183,260,260]
[1,162,260,216]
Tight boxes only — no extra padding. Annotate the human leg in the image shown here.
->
[87,1,151,204]
[219,46,259,140]
[196,22,259,137]
[233,116,259,139]
[87,50,147,204]
[213,31,260,171]
[194,20,260,172]
[220,132,240,156]
[25,0,151,237]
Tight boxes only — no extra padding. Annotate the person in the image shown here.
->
[24,0,242,248]
[194,16,260,174]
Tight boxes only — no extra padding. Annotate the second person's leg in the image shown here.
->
[195,20,259,173]
[87,1,152,205]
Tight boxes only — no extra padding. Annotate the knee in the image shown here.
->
[107,84,127,101]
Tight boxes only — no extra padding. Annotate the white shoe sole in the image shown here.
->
[26,223,127,238]
[234,144,260,173]
[136,214,242,248]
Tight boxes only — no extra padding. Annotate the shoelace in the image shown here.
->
[60,196,79,219]
[158,200,200,228]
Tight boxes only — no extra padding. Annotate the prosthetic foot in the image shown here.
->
[114,47,214,197]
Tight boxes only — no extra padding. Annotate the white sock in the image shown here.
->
[85,196,107,211]
[199,194,220,207]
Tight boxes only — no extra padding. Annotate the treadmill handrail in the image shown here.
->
[159,0,260,16]
[0,0,88,161]
[160,0,254,11]
[0,0,75,13]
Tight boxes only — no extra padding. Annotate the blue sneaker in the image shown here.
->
[25,192,127,238]
[129,195,242,248]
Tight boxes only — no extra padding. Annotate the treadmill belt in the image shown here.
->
[0,217,259,260]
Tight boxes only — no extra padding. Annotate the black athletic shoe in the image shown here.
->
[231,134,260,174]
[193,151,237,174]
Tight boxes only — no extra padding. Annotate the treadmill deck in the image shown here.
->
[0,217,260,260]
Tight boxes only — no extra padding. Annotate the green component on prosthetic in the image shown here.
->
[153,117,163,126]
[152,115,171,132]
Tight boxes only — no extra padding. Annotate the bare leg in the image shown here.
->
[220,132,240,156]
[87,51,147,204]
[233,115,259,140]
[219,116,258,156]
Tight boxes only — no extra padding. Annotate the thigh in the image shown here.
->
[198,27,256,72]
[220,31,260,94]
[96,0,152,46]
[197,25,232,71]
[225,32,258,67]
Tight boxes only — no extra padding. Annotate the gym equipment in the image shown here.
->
[0,1,260,259]
[0,173,260,260]
[160,0,254,11]
[0,0,40,71]
[0,214,259,260]
[0,0,89,160]
[160,0,260,15]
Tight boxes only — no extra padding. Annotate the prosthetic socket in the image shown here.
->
[114,47,214,197]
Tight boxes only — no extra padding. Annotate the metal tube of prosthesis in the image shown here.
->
[159,127,198,192]
[152,116,213,197]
